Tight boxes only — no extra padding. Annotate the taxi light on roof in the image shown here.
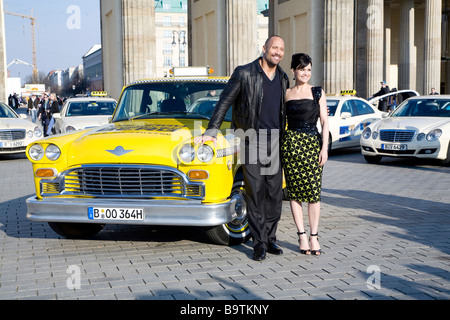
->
[91,91,108,97]
[170,66,213,77]
[341,90,357,96]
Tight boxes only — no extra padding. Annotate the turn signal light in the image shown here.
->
[35,168,56,178]
[188,170,209,180]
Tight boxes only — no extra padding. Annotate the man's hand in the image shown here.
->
[193,135,216,145]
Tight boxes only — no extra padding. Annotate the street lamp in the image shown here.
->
[172,30,186,67]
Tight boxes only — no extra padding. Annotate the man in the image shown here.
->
[194,36,289,261]
[430,88,439,95]
[372,81,390,112]
[27,94,40,123]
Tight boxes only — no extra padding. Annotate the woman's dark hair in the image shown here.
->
[291,53,312,70]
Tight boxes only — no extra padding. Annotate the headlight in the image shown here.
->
[362,127,372,139]
[65,126,76,132]
[417,133,425,141]
[372,131,378,140]
[426,129,442,141]
[29,144,44,161]
[45,144,61,161]
[27,130,34,138]
[34,126,42,138]
[197,144,214,163]
[179,144,195,162]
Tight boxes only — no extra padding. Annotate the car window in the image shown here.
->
[352,100,374,116]
[392,99,450,117]
[326,100,338,116]
[0,103,18,118]
[340,101,355,116]
[113,81,227,122]
[66,101,116,117]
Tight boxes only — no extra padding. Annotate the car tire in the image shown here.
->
[205,182,250,246]
[441,142,450,166]
[48,222,104,239]
[364,155,382,164]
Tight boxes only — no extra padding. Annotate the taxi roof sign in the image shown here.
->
[170,66,213,77]
[91,91,108,97]
[341,90,357,96]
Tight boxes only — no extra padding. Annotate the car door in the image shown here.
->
[336,99,358,148]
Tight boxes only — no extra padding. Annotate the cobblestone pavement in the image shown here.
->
[0,147,449,301]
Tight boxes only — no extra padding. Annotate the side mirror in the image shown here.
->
[341,112,352,119]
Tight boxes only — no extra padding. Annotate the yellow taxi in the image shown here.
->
[25,67,249,245]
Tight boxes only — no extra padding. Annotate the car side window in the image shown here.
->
[353,100,374,116]
[340,101,354,116]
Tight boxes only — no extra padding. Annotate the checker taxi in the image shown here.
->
[25,67,249,245]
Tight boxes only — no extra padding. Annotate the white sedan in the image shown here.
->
[361,95,450,164]
[0,102,42,154]
[324,90,419,151]
[53,97,117,134]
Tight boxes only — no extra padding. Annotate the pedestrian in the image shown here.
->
[37,94,51,136]
[46,93,60,135]
[281,53,329,256]
[372,81,390,112]
[8,93,19,109]
[430,88,439,95]
[27,94,40,123]
[194,35,289,261]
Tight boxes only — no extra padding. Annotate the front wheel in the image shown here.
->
[48,222,104,239]
[205,182,250,246]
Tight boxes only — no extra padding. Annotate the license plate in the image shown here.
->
[0,141,25,148]
[88,207,144,221]
[382,144,407,151]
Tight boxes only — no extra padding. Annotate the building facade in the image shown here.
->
[83,44,103,92]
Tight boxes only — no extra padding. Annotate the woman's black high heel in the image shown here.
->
[297,231,311,255]
[309,233,323,256]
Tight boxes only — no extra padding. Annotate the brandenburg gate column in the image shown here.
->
[323,0,354,95]
[366,0,384,97]
[423,0,442,94]
[398,0,416,90]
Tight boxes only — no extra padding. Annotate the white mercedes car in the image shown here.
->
[0,102,43,154]
[361,95,450,165]
[53,97,117,134]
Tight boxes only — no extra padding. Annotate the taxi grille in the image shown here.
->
[60,165,204,199]
[0,130,26,141]
[380,130,415,142]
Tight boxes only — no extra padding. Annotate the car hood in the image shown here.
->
[66,119,208,167]
[61,116,111,130]
[373,117,450,132]
[0,118,38,130]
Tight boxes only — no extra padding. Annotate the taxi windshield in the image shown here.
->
[0,102,18,119]
[391,99,450,118]
[65,101,116,117]
[112,81,231,122]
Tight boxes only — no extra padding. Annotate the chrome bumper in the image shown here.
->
[26,196,236,227]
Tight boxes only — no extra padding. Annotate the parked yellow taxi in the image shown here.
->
[25,67,250,245]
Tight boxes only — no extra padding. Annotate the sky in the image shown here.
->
[4,0,101,82]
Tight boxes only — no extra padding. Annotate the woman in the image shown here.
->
[281,53,329,255]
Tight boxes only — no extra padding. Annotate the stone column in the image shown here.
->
[324,0,354,95]
[0,0,7,102]
[398,0,416,90]
[226,0,257,74]
[121,0,155,85]
[424,0,442,95]
[366,0,384,97]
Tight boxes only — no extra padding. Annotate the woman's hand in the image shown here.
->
[318,148,328,167]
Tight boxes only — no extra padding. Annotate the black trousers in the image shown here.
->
[242,148,283,250]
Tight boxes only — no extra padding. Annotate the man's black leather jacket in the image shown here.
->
[205,57,289,137]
